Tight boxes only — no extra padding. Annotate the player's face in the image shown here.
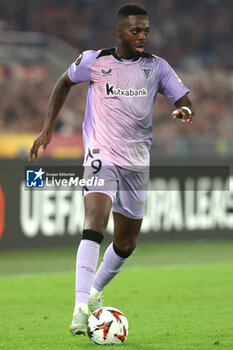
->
[117,15,150,59]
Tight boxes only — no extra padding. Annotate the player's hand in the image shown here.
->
[28,128,52,162]
[172,107,193,124]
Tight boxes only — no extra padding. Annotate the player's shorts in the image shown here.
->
[82,157,149,219]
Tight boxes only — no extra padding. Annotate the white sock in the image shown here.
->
[92,242,126,292]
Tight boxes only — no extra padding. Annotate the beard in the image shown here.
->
[120,37,141,59]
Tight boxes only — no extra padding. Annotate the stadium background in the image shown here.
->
[1,2,233,350]
[0,0,233,249]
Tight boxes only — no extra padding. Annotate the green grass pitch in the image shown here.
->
[0,240,233,350]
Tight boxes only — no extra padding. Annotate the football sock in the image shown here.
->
[92,242,128,292]
[75,230,103,306]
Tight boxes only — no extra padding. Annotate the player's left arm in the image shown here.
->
[157,57,195,125]
[172,94,195,124]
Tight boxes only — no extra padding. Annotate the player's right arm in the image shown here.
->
[29,71,76,161]
[29,50,100,161]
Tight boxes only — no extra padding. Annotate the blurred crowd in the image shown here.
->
[1,63,232,148]
[0,0,233,155]
[0,0,232,70]
[0,64,86,134]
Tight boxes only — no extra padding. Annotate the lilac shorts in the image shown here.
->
[82,158,149,219]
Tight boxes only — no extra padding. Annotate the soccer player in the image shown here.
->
[29,4,194,336]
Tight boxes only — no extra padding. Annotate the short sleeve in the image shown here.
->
[158,57,190,103]
[68,50,101,84]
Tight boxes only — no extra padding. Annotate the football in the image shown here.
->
[87,307,129,345]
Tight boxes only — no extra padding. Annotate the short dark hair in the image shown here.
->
[117,4,148,23]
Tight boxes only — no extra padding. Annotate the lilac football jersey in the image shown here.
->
[68,48,190,170]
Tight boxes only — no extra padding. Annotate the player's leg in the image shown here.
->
[89,167,147,309]
[89,212,142,311]
[112,212,142,254]
[70,192,112,335]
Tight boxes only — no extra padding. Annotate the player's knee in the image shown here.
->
[113,240,136,258]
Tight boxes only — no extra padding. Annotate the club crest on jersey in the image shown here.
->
[75,52,83,65]
[141,66,153,78]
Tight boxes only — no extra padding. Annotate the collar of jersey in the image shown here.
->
[112,48,141,62]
